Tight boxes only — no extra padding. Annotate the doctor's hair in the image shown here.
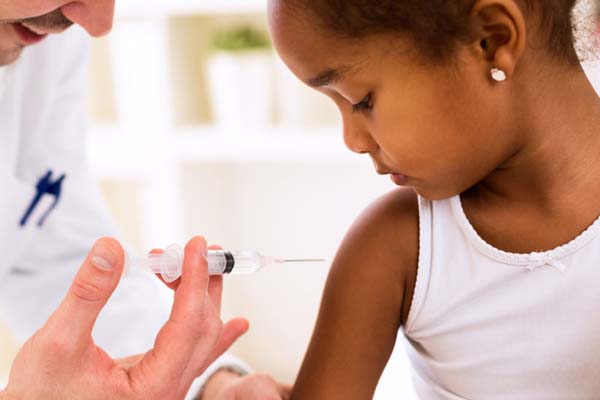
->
[283,0,580,64]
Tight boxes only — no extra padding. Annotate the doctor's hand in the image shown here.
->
[0,236,249,400]
[151,245,292,400]
[200,369,293,400]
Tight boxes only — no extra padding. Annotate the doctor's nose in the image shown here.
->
[61,0,115,37]
[342,115,379,155]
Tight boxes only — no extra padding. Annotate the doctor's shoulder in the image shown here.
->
[292,188,418,398]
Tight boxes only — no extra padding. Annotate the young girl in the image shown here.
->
[267,0,600,398]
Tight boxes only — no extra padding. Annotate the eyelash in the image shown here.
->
[352,93,374,113]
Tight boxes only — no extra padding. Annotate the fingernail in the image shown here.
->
[91,243,118,271]
[200,245,207,259]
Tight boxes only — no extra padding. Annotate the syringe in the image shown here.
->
[126,244,325,283]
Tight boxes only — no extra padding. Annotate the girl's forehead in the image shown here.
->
[269,5,394,85]
[269,8,353,81]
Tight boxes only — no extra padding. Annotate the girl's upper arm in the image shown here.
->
[291,188,419,400]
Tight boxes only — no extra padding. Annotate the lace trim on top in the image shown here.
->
[450,195,600,273]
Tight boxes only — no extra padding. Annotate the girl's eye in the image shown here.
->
[352,93,374,113]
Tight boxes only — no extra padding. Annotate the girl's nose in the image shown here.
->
[342,115,379,155]
[61,0,115,37]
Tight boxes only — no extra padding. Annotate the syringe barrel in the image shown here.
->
[139,246,265,283]
[208,250,263,274]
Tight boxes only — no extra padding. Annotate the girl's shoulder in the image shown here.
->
[292,188,420,398]
[339,187,420,324]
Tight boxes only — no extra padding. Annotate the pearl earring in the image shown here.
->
[490,68,507,82]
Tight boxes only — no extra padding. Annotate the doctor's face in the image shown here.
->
[0,0,115,66]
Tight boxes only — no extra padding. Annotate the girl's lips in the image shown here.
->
[12,23,47,45]
[374,166,408,186]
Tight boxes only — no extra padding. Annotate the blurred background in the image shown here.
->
[84,1,417,397]
[1,0,600,397]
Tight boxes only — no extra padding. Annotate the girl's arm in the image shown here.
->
[291,188,419,399]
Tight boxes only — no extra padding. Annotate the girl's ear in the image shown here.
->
[470,0,527,80]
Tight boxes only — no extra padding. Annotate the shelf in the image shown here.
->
[174,126,353,162]
[87,125,357,178]
[115,0,265,18]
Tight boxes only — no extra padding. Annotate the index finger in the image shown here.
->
[143,237,212,379]
[208,244,223,313]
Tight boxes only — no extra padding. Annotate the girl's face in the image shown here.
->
[268,3,519,200]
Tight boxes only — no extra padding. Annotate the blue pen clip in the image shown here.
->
[20,169,66,228]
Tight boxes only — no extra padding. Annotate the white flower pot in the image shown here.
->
[206,51,275,130]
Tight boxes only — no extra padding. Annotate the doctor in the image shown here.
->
[0,1,289,399]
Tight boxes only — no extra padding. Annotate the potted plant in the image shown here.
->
[206,25,275,130]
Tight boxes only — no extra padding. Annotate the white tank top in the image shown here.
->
[0,67,7,96]
[402,195,600,399]
[0,63,15,97]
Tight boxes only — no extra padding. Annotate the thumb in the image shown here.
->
[45,237,125,344]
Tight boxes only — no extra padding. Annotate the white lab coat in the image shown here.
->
[0,27,247,398]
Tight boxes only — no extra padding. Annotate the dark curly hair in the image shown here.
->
[283,0,579,64]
